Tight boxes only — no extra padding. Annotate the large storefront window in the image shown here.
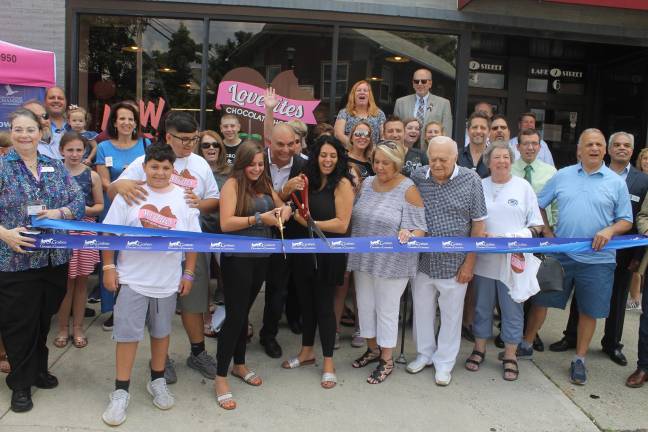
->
[78,15,204,133]
[335,28,458,119]
[205,22,334,130]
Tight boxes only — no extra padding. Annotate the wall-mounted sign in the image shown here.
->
[529,64,584,80]
[469,59,505,73]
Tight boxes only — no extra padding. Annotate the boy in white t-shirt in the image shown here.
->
[100,144,201,426]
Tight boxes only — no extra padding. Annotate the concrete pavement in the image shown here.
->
[0,292,646,432]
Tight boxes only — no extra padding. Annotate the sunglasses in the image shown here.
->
[412,79,430,85]
[201,141,220,149]
[40,113,49,120]
[376,140,398,149]
[353,130,370,138]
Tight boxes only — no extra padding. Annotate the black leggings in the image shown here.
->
[296,272,336,358]
[216,255,268,377]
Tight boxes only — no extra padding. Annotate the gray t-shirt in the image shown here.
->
[347,176,427,278]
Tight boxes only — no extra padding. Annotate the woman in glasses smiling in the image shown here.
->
[347,121,375,180]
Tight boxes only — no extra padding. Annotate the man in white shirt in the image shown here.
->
[109,112,220,383]
[509,112,555,167]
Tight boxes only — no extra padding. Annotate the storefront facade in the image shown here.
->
[2,0,648,168]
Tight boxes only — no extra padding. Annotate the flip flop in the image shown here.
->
[73,335,88,349]
[321,371,337,389]
[282,356,316,369]
[216,392,236,410]
[230,370,262,386]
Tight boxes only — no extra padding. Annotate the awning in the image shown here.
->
[0,40,56,87]
[352,29,456,79]
[459,0,648,11]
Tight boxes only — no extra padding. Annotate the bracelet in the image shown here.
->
[103,264,116,271]
[183,269,195,276]
[182,274,194,281]
[248,216,254,227]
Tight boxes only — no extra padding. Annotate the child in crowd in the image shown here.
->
[54,132,104,349]
[101,144,200,426]
[0,131,12,156]
[67,105,99,165]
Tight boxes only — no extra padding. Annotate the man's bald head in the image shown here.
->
[428,136,458,183]
[428,136,458,157]
[270,123,295,167]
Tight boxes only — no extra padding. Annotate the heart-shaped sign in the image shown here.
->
[171,169,198,190]
[138,204,178,229]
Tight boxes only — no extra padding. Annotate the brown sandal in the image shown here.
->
[367,358,394,384]
[465,350,485,372]
[54,331,69,349]
[352,348,381,368]
[502,359,519,381]
[72,327,87,348]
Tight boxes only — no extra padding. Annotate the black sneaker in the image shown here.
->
[102,314,114,331]
[84,307,96,318]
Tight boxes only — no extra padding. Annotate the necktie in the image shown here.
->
[416,96,425,126]
[524,164,533,185]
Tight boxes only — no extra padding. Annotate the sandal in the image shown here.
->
[465,350,485,372]
[282,356,316,369]
[54,330,69,349]
[72,326,87,349]
[0,353,10,374]
[216,392,236,410]
[502,359,519,381]
[321,371,337,389]
[352,348,381,368]
[231,370,262,386]
[367,358,394,384]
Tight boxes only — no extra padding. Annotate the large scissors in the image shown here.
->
[276,213,286,259]
[290,174,330,246]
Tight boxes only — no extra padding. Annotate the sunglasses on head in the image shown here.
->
[40,113,49,120]
[201,141,220,149]
[377,140,397,149]
[353,130,370,138]
[412,79,429,85]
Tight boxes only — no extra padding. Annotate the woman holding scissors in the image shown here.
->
[215,140,291,410]
[281,135,354,389]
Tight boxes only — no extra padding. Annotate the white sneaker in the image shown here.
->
[435,370,452,386]
[102,389,130,426]
[147,378,175,410]
[406,357,431,374]
[351,330,364,348]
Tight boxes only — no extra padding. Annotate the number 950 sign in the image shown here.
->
[0,53,18,63]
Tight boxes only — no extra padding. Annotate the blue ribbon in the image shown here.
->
[27,219,648,254]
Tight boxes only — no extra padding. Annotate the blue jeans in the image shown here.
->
[473,275,524,345]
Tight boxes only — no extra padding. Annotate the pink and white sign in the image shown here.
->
[215,80,320,124]
[0,40,56,88]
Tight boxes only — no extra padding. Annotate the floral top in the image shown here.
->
[0,149,85,272]
[337,108,386,144]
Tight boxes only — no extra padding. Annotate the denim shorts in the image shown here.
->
[531,254,615,319]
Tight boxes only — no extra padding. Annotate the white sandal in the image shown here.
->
[216,392,236,410]
[282,356,315,369]
[321,372,337,389]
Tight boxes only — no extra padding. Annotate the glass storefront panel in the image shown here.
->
[205,22,334,131]
[78,15,204,134]
[335,28,458,119]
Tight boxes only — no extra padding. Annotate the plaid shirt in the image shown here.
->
[411,165,487,279]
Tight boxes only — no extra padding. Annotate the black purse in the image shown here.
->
[534,254,564,292]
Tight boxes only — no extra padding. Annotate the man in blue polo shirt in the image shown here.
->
[522,128,632,385]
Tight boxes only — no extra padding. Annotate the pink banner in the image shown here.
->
[0,40,56,88]
[215,80,320,124]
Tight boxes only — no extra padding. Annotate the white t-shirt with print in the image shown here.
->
[473,176,543,281]
[103,184,202,297]
[118,153,220,200]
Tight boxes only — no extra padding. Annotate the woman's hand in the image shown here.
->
[260,208,283,227]
[0,227,36,253]
[36,209,62,220]
[398,229,413,244]
[280,205,292,223]
[103,268,119,292]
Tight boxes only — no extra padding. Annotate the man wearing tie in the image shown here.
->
[394,69,453,150]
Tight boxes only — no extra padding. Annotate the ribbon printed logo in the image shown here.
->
[125,240,154,250]
[442,240,465,250]
[251,241,277,251]
[209,241,236,251]
[369,239,394,250]
[330,240,355,250]
[406,239,430,250]
[39,237,67,248]
[291,240,317,250]
[82,239,111,249]
[475,240,497,249]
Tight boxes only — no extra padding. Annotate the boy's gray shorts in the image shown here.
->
[113,284,177,342]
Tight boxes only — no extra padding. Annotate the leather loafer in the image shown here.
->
[626,368,648,388]
[11,389,33,413]
[34,371,59,389]
[260,338,282,359]
[533,335,545,352]
[548,337,576,352]
[603,348,628,366]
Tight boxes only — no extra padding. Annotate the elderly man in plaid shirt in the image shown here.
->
[407,136,487,386]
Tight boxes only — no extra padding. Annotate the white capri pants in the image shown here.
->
[412,272,468,373]
[353,271,408,348]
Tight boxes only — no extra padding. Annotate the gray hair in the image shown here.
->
[483,140,514,166]
[22,99,46,110]
[608,131,634,151]
[427,136,458,158]
[577,128,605,147]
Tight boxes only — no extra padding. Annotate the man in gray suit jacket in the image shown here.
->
[393,69,453,150]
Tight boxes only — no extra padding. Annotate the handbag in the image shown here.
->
[534,254,564,292]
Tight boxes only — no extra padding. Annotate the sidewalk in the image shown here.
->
[0,291,646,432]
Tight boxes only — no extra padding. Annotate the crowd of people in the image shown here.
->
[0,68,647,425]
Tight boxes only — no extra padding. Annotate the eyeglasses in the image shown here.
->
[201,141,220,149]
[353,130,370,138]
[239,133,262,141]
[412,79,430,85]
[170,133,200,145]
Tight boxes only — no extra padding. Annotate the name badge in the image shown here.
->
[105,156,114,167]
[27,204,46,216]
[631,194,640,203]
[40,166,54,173]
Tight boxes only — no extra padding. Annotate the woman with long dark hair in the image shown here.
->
[281,135,354,389]
[215,140,291,410]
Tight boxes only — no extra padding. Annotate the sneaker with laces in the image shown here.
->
[102,389,130,426]
[186,351,218,379]
[164,357,177,385]
[351,330,364,348]
[102,314,114,332]
[570,359,587,385]
[147,378,174,410]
